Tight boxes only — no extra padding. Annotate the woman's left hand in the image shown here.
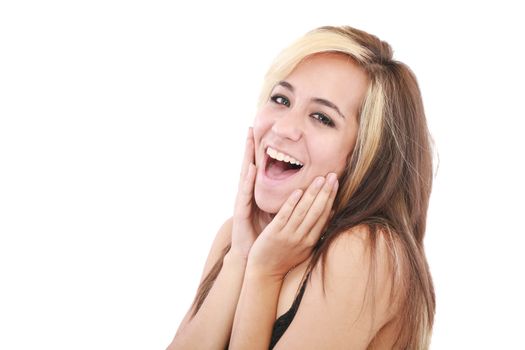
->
[246,173,339,279]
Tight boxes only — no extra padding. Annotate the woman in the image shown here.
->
[168,25,435,349]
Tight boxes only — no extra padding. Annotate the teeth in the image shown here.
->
[266,147,303,167]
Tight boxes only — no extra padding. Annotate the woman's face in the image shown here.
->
[253,53,369,214]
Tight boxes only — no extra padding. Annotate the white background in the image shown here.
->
[1,1,524,349]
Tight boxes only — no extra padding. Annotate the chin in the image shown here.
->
[254,185,287,215]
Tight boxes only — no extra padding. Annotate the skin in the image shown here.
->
[170,53,397,350]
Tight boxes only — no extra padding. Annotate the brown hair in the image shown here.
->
[192,26,435,349]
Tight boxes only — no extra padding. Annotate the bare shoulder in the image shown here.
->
[210,217,234,252]
[322,225,402,313]
[274,225,405,349]
[324,224,398,279]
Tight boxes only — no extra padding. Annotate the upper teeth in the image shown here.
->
[266,147,303,166]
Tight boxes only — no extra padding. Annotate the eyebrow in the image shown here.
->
[276,81,346,120]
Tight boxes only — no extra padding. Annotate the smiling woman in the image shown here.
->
[167,25,435,350]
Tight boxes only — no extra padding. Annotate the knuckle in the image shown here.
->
[310,205,324,218]
[287,234,300,246]
[306,186,319,197]
[320,207,331,220]
[276,217,287,226]
[275,213,288,226]
[294,205,308,218]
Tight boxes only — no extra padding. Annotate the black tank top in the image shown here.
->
[269,277,308,349]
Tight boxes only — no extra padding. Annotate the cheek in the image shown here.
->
[316,153,348,176]
[252,113,270,166]
[330,129,359,175]
[310,140,354,177]
[253,113,272,145]
[333,154,349,176]
[253,109,271,129]
[252,118,263,145]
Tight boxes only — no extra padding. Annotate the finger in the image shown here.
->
[307,176,338,240]
[265,189,303,232]
[240,163,256,198]
[238,127,255,185]
[235,163,256,216]
[295,173,337,235]
[284,176,326,232]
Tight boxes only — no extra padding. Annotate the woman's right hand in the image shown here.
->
[230,127,259,259]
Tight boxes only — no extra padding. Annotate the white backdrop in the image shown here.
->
[1,1,524,349]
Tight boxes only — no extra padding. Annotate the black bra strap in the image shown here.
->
[269,275,309,349]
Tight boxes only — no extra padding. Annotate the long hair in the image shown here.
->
[192,26,435,349]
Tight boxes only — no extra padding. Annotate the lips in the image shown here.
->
[262,146,304,181]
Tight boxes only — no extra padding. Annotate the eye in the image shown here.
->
[311,112,335,127]
[270,94,291,107]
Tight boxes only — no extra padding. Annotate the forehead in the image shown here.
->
[281,53,369,118]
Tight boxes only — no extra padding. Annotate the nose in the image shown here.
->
[271,109,303,141]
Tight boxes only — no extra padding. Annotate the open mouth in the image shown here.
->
[264,147,304,180]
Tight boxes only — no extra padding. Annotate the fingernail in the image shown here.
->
[292,189,303,201]
[327,173,337,184]
[315,177,325,188]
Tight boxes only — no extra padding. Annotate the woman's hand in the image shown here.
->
[230,127,260,259]
[246,173,339,279]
